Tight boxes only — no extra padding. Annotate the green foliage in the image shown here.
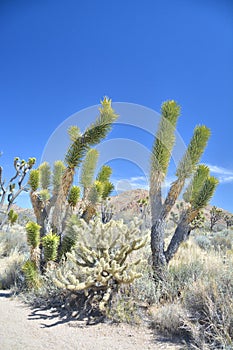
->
[39,162,51,190]
[29,169,39,191]
[25,221,41,248]
[151,100,180,177]
[191,176,218,211]
[84,97,119,145]
[42,233,59,262]
[176,125,211,179]
[39,189,50,203]
[80,149,99,191]
[60,215,81,256]
[68,186,80,208]
[68,125,81,142]
[22,260,41,289]
[183,164,209,203]
[96,165,112,182]
[88,183,101,205]
[65,97,118,168]
[52,160,66,195]
[8,209,18,226]
[101,181,114,200]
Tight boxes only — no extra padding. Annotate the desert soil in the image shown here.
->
[0,290,182,350]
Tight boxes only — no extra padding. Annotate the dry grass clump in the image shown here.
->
[0,250,25,289]
[147,237,233,349]
[0,226,28,289]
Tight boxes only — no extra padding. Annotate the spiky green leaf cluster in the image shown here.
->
[22,260,41,289]
[88,183,100,205]
[191,176,218,211]
[60,215,81,256]
[68,186,80,208]
[52,160,66,195]
[183,164,210,203]
[151,100,180,178]
[176,126,210,179]
[80,149,99,191]
[29,169,40,191]
[65,97,118,168]
[101,181,114,200]
[39,189,50,203]
[96,165,112,182]
[42,232,59,262]
[25,221,41,248]
[8,209,18,225]
[39,162,51,190]
[95,165,114,199]
[68,126,81,142]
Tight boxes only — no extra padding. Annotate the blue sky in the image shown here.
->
[0,0,233,212]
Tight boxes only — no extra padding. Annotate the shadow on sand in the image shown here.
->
[27,291,106,328]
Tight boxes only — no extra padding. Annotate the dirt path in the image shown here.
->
[0,291,182,350]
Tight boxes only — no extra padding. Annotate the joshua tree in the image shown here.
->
[149,100,218,281]
[0,157,36,229]
[29,97,117,235]
[223,214,233,229]
[26,98,117,273]
[209,206,223,231]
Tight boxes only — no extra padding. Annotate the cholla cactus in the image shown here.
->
[54,217,148,310]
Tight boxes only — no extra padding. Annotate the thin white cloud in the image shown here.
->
[206,164,233,184]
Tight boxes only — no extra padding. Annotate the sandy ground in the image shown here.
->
[0,290,182,350]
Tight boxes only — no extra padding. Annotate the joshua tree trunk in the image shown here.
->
[165,219,190,262]
[151,219,167,282]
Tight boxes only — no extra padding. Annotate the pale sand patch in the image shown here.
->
[0,291,182,350]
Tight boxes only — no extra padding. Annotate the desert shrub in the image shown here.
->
[149,302,189,340]
[184,276,233,349]
[132,262,159,305]
[211,229,233,252]
[0,250,26,289]
[147,237,233,348]
[194,234,212,250]
[106,287,141,324]
[0,226,28,257]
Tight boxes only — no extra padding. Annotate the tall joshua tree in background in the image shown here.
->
[149,100,218,281]
[29,97,118,238]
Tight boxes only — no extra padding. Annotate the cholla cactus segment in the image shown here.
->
[54,218,148,293]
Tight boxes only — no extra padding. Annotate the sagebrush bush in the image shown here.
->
[184,277,233,349]
[0,251,26,289]
[0,226,28,257]
[211,229,233,252]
